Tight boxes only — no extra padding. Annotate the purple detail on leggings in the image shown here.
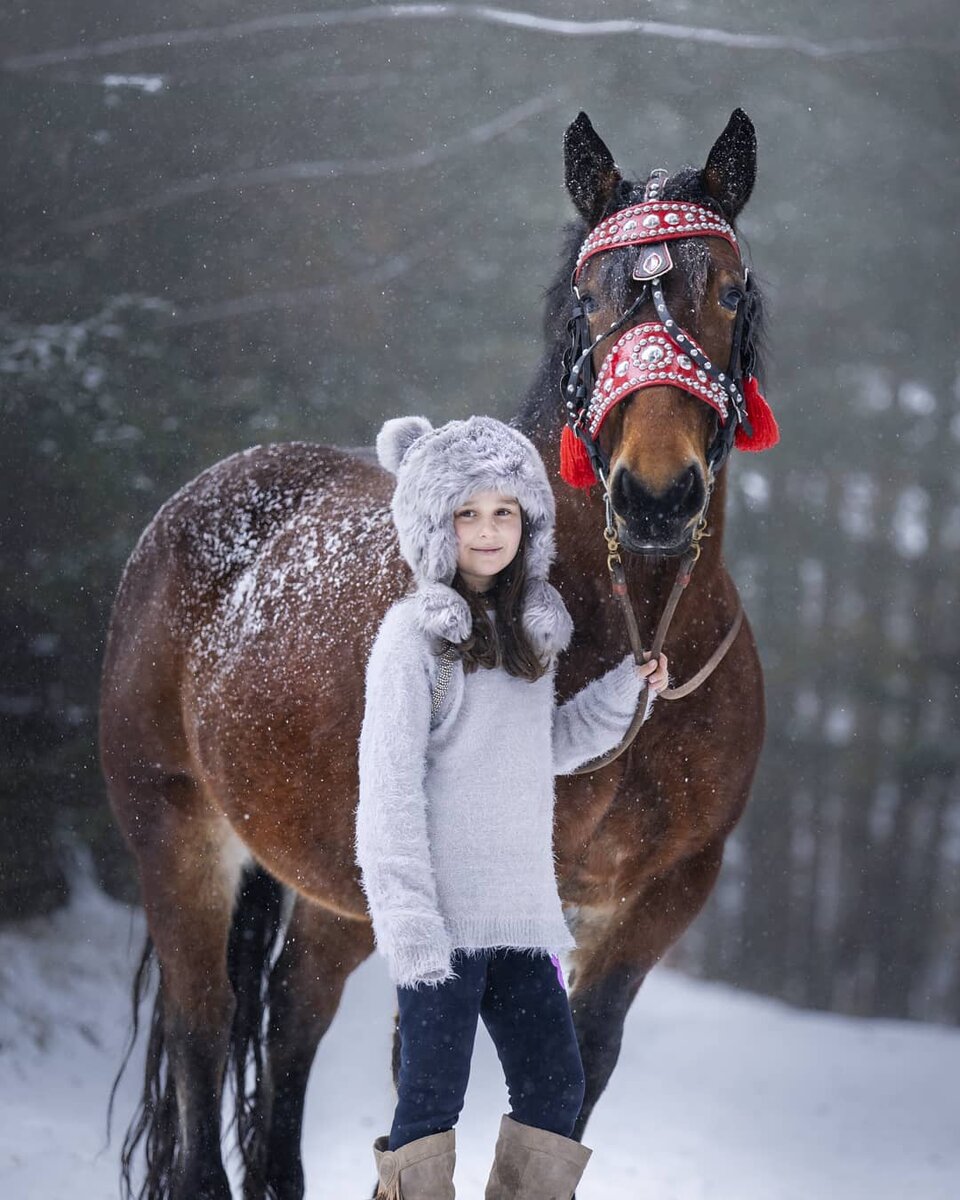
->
[550,954,565,988]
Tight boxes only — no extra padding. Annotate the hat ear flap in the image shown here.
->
[376,416,434,475]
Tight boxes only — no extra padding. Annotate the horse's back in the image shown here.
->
[141,440,390,610]
[100,440,405,805]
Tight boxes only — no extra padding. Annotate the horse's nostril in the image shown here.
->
[612,464,705,541]
[678,465,699,506]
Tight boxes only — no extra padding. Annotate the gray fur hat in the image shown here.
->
[376,415,572,655]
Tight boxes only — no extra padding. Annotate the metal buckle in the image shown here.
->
[632,242,673,282]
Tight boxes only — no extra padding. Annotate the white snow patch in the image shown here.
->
[868,782,900,842]
[790,685,820,736]
[839,472,877,541]
[824,701,856,745]
[101,74,166,94]
[798,558,825,630]
[738,469,770,511]
[891,486,929,558]
[1,879,959,1199]
[897,381,937,416]
[848,366,894,414]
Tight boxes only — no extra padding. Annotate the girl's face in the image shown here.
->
[453,490,523,593]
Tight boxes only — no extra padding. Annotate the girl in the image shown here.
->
[356,415,667,1200]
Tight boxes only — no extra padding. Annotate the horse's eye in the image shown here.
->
[719,287,744,313]
[580,295,598,314]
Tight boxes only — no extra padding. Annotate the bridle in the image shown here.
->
[560,169,765,490]
[560,170,777,772]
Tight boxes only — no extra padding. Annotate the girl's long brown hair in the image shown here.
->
[448,513,548,682]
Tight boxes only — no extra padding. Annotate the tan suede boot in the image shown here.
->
[484,1114,591,1200]
[372,1129,456,1199]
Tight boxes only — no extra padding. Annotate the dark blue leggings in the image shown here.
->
[389,949,585,1150]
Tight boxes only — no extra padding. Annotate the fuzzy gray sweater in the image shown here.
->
[356,596,647,988]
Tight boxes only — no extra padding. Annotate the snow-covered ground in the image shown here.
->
[1,873,958,1200]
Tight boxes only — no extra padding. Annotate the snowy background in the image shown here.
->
[2,1,959,1196]
[2,864,959,1200]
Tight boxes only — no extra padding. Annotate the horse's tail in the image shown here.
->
[108,867,286,1200]
[109,937,177,1200]
[226,866,286,1196]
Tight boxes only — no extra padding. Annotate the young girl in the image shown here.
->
[356,415,667,1200]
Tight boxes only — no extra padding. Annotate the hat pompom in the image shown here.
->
[376,416,433,475]
[414,583,472,644]
[522,580,573,657]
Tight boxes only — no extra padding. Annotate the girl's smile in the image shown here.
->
[454,490,522,593]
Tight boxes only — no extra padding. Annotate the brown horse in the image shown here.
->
[101,109,767,1200]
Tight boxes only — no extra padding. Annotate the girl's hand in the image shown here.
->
[636,653,669,693]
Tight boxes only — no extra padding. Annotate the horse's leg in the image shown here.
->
[569,837,724,1142]
[133,781,247,1200]
[251,896,374,1200]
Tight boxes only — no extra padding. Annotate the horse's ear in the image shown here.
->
[702,108,756,222]
[564,112,622,227]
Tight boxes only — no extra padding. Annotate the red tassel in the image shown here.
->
[560,424,597,490]
[735,376,780,452]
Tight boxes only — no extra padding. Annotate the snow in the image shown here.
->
[892,486,930,559]
[101,76,166,94]
[1,873,958,1200]
[898,382,937,417]
[737,469,770,511]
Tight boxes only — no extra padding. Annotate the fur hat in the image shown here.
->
[376,415,572,656]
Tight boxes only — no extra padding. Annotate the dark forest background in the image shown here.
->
[2,1,958,1023]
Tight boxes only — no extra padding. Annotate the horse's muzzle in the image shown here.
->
[610,463,706,554]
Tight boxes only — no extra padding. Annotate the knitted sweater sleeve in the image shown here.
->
[552,655,649,776]
[355,602,455,989]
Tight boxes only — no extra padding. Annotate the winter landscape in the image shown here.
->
[1,864,957,1200]
[3,2,958,1198]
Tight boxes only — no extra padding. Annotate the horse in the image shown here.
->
[101,108,770,1200]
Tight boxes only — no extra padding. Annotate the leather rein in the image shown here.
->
[564,170,754,773]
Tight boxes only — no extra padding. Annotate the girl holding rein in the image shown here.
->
[356,415,667,1200]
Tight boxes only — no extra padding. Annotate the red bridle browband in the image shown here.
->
[574,200,738,280]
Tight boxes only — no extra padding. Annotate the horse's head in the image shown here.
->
[560,109,773,556]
